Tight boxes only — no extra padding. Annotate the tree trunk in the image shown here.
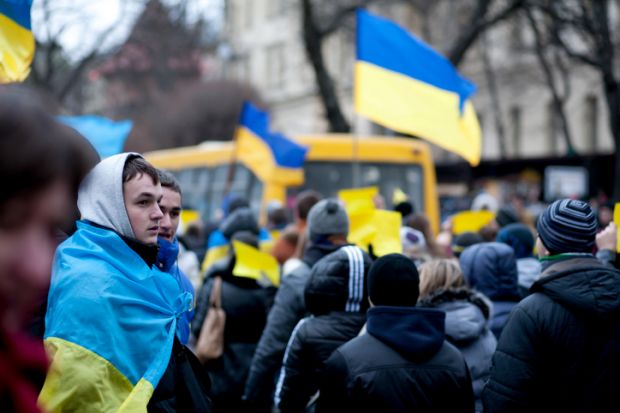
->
[525,8,575,155]
[602,75,620,202]
[301,0,350,132]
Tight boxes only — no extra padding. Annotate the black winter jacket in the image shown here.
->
[242,243,344,408]
[192,256,276,409]
[482,256,620,413]
[316,306,474,413]
[275,245,372,413]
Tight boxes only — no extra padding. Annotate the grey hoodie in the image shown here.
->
[77,152,139,239]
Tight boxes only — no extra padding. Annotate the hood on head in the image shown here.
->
[367,306,445,361]
[533,258,620,319]
[304,245,372,315]
[418,287,493,343]
[460,242,520,301]
[77,153,138,239]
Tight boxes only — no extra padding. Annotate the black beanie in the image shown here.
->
[452,231,484,257]
[495,207,519,227]
[367,253,419,307]
[536,199,597,254]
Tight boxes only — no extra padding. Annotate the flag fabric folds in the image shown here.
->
[39,221,193,412]
[355,9,481,166]
[236,102,308,185]
[0,0,35,83]
[58,115,133,159]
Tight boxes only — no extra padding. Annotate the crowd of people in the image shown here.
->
[2,86,620,413]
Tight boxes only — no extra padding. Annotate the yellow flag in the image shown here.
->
[232,240,280,287]
[339,187,378,215]
[614,203,620,253]
[452,210,495,235]
[393,188,408,205]
[348,211,377,251]
[371,210,402,256]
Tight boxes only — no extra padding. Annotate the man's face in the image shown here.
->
[158,187,182,242]
[535,236,548,258]
[0,180,70,330]
[123,173,163,244]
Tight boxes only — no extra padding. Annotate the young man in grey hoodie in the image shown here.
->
[41,153,210,412]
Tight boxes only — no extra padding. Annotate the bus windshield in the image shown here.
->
[289,161,424,213]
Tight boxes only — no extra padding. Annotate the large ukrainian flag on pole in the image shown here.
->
[236,101,308,186]
[0,0,35,82]
[355,9,481,166]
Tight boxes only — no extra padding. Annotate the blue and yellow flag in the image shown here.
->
[355,9,481,166]
[40,221,193,412]
[236,101,308,185]
[0,0,35,82]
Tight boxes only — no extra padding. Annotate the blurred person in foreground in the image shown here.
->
[316,254,474,413]
[483,199,620,413]
[40,154,211,412]
[0,91,90,413]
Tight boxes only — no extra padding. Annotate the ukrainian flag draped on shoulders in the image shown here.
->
[355,9,481,166]
[0,0,35,82]
[235,102,308,186]
[39,221,193,412]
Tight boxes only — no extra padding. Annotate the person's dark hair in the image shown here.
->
[296,190,323,221]
[0,88,91,210]
[157,169,182,195]
[394,201,414,218]
[122,155,159,185]
[268,207,290,229]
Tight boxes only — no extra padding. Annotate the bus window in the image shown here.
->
[294,161,424,215]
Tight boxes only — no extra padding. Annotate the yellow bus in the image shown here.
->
[145,134,440,233]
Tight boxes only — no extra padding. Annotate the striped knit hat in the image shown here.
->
[536,199,597,254]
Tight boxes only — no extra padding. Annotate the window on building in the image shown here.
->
[509,106,521,156]
[235,54,250,82]
[584,94,598,152]
[244,0,253,28]
[266,44,285,90]
[266,0,288,19]
[547,101,560,155]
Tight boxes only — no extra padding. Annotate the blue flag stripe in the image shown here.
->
[356,9,475,108]
[0,0,32,30]
[239,102,308,169]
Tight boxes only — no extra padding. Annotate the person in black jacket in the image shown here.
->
[243,198,348,411]
[192,220,277,412]
[483,199,620,413]
[275,245,373,413]
[316,253,474,413]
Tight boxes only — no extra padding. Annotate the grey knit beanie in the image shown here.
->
[307,198,349,242]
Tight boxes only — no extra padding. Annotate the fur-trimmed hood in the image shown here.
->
[418,287,493,344]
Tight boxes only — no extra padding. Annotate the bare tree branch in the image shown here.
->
[525,6,575,154]
[449,0,525,66]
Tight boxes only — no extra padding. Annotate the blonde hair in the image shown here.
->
[418,259,465,298]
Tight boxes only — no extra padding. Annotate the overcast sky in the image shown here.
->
[31,0,223,62]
